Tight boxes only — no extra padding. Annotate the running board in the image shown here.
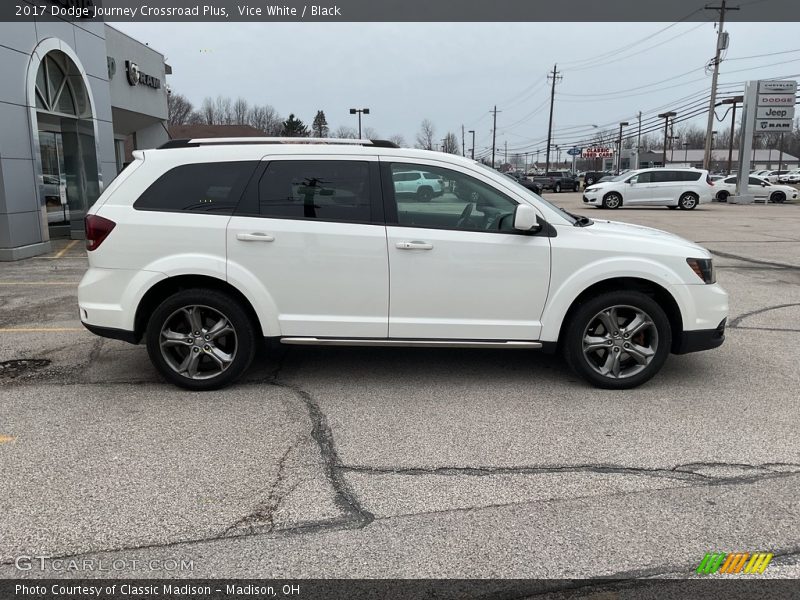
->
[279,338,542,349]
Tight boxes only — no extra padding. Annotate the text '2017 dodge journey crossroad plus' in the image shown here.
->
[78,138,728,391]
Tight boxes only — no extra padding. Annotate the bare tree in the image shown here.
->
[233,97,249,125]
[333,125,358,139]
[200,97,217,125]
[388,134,406,147]
[416,119,436,150]
[248,104,282,135]
[167,93,194,126]
[363,126,380,140]
[441,131,460,154]
[215,96,233,125]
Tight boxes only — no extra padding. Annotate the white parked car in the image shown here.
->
[762,170,790,183]
[582,168,714,210]
[777,170,800,184]
[78,138,728,391]
[392,169,444,201]
[715,175,798,203]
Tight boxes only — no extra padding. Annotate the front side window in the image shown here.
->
[134,161,258,214]
[629,172,654,184]
[388,163,518,232]
[258,160,371,222]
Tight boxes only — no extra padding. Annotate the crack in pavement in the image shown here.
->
[709,249,800,271]
[728,303,800,329]
[221,442,296,537]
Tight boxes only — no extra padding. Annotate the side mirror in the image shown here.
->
[629,177,638,185]
[761,182,768,187]
[513,204,541,233]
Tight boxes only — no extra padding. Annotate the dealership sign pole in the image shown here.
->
[734,79,797,203]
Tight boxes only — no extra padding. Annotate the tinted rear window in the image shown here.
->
[258,160,371,222]
[134,161,257,214]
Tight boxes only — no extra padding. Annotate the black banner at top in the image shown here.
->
[5,0,800,22]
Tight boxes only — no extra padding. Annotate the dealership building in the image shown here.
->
[0,15,170,260]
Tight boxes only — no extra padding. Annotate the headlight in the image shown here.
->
[585,187,597,193]
[686,258,715,284]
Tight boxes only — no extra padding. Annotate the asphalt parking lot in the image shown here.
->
[1,198,799,584]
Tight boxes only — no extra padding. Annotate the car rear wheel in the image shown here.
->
[146,289,257,390]
[574,183,580,192]
[417,187,433,202]
[555,182,562,193]
[717,190,729,202]
[678,193,698,210]
[771,191,786,204]
[563,291,672,390]
[602,193,622,209]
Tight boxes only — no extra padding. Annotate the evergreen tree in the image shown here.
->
[281,113,309,137]
[312,110,329,137]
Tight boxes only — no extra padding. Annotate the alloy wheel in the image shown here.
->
[581,305,659,379]
[159,305,238,380]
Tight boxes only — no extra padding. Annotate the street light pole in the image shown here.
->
[349,108,370,139]
[468,130,475,160]
[617,121,629,175]
[658,112,676,167]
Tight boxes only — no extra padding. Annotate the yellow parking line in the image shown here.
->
[0,282,79,286]
[0,328,83,332]
[0,435,16,444]
[55,240,79,258]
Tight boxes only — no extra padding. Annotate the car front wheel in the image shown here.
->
[146,289,257,390]
[602,193,622,209]
[563,291,672,389]
[771,191,786,204]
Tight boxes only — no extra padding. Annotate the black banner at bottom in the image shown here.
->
[1,579,799,600]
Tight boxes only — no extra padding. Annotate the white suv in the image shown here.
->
[583,168,714,210]
[78,138,728,391]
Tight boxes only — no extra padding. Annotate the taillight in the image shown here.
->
[706,174,714,186]
[85,215,116,251]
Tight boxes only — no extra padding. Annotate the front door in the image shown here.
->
[624,171,656,205]
[383,160,551,341]
[227,156,389,338]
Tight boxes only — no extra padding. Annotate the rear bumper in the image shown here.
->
[81,321,140,344]
[674,319,726,354]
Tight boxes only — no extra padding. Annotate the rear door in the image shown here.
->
[226,155,389,338]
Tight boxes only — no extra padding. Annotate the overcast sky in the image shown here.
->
[115,21,799,160]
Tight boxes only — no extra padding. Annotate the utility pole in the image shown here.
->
[636,111,642,169]
[461,124,465,157]
[617,121,629,175]
[491,105,501,168]
[779,133,785,174]
[703,0,738,170]
[658,111,676,167]
[504,140,508,165]
[468,129,475,160]
[545,64,562,174]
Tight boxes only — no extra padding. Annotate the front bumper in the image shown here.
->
[674,318,726,354]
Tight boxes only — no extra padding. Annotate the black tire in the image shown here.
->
[417,187,433,202]
[602,192,622,209]
[562,290,672,390]
[146,288,257,390]
[574,183,581,192]
[555,182,562,193]
[771,191,786,204]
[717,190,729,203]
[586,177,595,186]
[678,192,699,210]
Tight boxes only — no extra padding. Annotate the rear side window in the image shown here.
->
[134,161,257,214]
[680,171,702,181]
[258,160,371,222]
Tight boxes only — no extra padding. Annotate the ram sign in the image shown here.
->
[581,147,614,158]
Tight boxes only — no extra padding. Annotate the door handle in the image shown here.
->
[237,232,275,242]
[396,241,433,250]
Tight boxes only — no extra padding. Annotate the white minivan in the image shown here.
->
[78,139,728,391]
[583,168,714,210]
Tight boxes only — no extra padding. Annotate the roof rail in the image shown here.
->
[157,137,400,150]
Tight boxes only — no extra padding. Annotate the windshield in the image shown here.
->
[474,162,577,225]
[609,172,632,182]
